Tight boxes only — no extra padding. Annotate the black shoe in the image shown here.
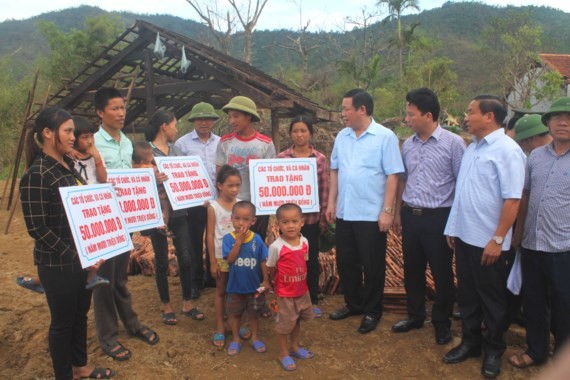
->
[481,354,502,378]
[190,288,200,299]
[329,307,357,321]
[443,343,481,364]
[391,318,424,333]
[435,327,452,345]
[358,314,380,334]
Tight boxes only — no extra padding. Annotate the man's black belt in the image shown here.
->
[402,204,451,216]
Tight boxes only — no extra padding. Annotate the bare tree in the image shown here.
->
[185,0,235,54]
[228,0,270,63]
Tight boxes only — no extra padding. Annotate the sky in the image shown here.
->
[1,0,569,31]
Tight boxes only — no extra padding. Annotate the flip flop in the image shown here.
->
[251,340,267,353]
[313,306,323,318]
[161,312,177,325]
[16,277,44,294]
[81,367,115,379]
[227,342,241,356]
[212,332,225,349]
[102,341,131,362]
[508,353,538,369]
[182,307,205,321]
[279,355,296,371]
[239,327,252,340]
[85,275,110,290]
[289,347,314,359]
[131,326,159,345]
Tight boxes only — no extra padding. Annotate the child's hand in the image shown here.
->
[87,259,105,271]
[261,280,270,293]
[234,226,249,243]
[210,260,221,279]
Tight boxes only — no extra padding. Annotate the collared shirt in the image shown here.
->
[401,125,466,208]
[522,143,570,252]
[20,152,86,268]
[94,127,133,169]
[330,120,404,222]
[444,128,526,249]
[277,145,329,226]
[174,129,220,184]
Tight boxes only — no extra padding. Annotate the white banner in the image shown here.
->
[249,158,319,216]
[59,184,133,269]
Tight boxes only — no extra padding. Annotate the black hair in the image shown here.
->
[145,110,176,142]
[72,116,98,144]
[276,203,303,219]
[132,141,152,163]
[94,88,123,112]
[289,115,315,135]
[232,200,256,216]
[343,88,374,116]
[216,164,241,186]
[25,107,72,167]
[473,95,507,125]
[406,88,440,121]
[506,117,519,131]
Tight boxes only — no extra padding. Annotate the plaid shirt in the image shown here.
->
[278,145,329,228]
[20,152,86,268]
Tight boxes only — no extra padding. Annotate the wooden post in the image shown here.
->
[271,109,280,153]
[144,51,156,119]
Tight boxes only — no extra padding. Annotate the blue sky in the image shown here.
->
[1,0,569,31]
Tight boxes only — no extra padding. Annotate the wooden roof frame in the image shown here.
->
[42,20,338,149]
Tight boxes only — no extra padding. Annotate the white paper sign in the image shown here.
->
[106,168,164,233]
[59,183,133,268]
[249,158,319,216]
[154,156,215,210]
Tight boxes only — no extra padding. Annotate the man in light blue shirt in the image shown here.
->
[326,89,404,334]
[174,102,221,296]
[443,95,526,378]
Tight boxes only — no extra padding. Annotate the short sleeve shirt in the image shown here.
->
[266,236,309,298]
[175,130,220,185]
[223,232,268,294]
[94,127,133,169]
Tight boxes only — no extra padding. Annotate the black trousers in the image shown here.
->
[401,207,455,328]
[301,222,321,305]
[455,238,509,356]
[252,214,270,242]
[335,218,387,316]
[186,206,207,289]
[38,265,91,380]
[521,248,570,362]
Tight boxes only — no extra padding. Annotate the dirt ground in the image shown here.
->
[0,203,545,380]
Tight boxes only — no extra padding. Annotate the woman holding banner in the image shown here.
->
[145,110,206,325]
[20,107,114,379]
[277,115,329,318]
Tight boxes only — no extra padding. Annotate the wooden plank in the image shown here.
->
[144,50,156,119]
[271,109,280,153]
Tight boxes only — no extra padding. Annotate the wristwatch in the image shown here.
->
[383,207,394,215]
[492,236,504,245]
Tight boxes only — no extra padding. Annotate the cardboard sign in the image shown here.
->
[59,183,133,269]
[106,168,164,233]
[154,156,215,210]
[249,158,319,216]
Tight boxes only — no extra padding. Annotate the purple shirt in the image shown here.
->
[401,125,466,208]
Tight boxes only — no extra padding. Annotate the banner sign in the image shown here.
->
[249,158,319,216]
[154,156,215,210]
[106,168,164,233]
[59,184,133,268]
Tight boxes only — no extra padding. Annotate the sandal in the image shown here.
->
[227,341,241,356]
[131,326,159,345]
[279,355,296,371]
[289,347,314,359]
[85,275,110,290]
[313,306,323,318]
[81,367,115,379]
[239,327,252,340]
[181,307,205,321]
[212,332,225,349]
[251,340,267,353]
[161,312,177,325]
[16,276,44,294]
[508,353,538,369]
[102,341,131,362]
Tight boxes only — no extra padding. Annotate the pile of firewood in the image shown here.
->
[128,232,178,276]
[318,250,340,295]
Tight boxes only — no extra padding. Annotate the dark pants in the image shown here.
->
[335,218,387,317]
[93,249,141,348]
[401,207,455,328]
[187,206,207,289]
[150,215,194,303]
[521,248,570,362]
[455,238,509,356]
[301,222,321,305]
[38,265,91,380]
[252,214,270,241]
